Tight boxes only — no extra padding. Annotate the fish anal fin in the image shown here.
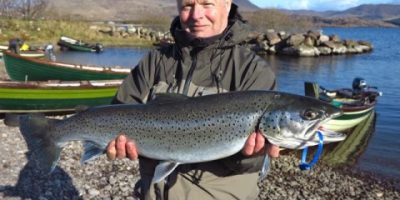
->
[151,161,180,184]
[81,141,105,164]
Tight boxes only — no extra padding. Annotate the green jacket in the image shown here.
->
[112,4,276,199]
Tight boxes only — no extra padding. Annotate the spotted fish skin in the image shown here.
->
[18,90,343,183]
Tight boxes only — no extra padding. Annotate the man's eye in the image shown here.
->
[182,6,192,11]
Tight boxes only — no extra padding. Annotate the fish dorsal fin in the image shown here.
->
[148,93,189,105]
[81,141,106,164]
[151,161,180,184]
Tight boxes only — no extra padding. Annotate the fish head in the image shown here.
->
[259,92,343,149]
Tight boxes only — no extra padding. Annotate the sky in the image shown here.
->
[248,0,400,11]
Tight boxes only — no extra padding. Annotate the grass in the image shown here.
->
[0,18,153,47]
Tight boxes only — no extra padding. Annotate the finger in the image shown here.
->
[242,132,256,156]
[266,141,280,158]
[106,140,116,160]
[126,140,138,160]
[116,135,127,159]
[253,132,265,155]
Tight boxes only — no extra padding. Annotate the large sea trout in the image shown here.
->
[18,90,344,183]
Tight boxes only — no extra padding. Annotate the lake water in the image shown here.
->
[54,27,400,182]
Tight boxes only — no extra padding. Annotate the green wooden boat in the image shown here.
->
[57,36,103,53]
[3,50,130,81]
[304,78,382,132]
[0,79,122,114]
[321,110,376,166]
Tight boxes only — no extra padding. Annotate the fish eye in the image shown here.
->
[301,109,320,120]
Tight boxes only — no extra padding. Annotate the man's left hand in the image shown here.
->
[241,131,280,158]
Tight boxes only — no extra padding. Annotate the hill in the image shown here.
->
[44,0,259,21]
[280,4,400,21]
[329,4,400,20]
[276,4,400,27]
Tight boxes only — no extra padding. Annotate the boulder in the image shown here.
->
[318,47,332,55]
[304,36,315,47]
[329,34,341,42]
[286,34,305,46]
[280,45,320,57]
[319,34,330,43]
[332,44,347,54]
[266,32,281,46]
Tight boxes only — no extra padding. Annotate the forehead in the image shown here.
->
[177,0,222,5]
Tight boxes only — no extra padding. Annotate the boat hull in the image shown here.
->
[0,80,121,113]
[323,106,374,132]
[3,51,130,81]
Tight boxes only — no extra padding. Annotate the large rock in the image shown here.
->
[318,47,332,55]
[266,32,281,46]
[280,45,320,57]
[330,34,341,42]
[286,34,305,46]
[332,43,347,54]
[319,34,330,43]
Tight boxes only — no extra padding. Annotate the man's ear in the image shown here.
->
[225,0,232,12]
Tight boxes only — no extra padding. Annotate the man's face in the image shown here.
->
[177,0,231,38]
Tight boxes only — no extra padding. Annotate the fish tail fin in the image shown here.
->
[19,114,62,173]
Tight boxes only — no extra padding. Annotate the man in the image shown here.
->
[107,0,280,199]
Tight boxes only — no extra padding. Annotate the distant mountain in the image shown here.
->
[232,0,259,11]
[44,0,259,21]
[281,4,400,21]
[329,4,400,20]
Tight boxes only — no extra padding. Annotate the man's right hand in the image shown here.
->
[106,134,138,160]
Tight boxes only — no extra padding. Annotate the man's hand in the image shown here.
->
[106,134,138,160]
[241,131,280,158]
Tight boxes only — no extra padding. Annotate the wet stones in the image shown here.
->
[251,29,373,57]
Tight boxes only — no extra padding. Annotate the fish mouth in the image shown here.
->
[304,110,342,140]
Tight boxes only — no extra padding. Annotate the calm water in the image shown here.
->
[54,27,400,181]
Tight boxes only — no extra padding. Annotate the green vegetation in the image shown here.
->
[0,18,153,47]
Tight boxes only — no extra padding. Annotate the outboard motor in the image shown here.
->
[352,77,367,91]
[8,38,23,54]
[94,43,103,53]
[45,44,56,62]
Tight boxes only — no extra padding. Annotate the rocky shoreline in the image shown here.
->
[93,23,373,57]
[0,120,399,200]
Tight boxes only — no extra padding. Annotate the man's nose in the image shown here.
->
[190,4,204,20]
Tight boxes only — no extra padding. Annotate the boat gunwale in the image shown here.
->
[0,80,123,89]
[3,50,131,74]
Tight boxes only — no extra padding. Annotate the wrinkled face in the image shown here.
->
[177,0,232,38]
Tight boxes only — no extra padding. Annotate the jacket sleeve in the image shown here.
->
[111,50,159,104]
[220,49,277,174]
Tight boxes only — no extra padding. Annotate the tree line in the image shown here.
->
[0,0,47,19]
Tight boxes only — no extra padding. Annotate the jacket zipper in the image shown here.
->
[182,50,198,95]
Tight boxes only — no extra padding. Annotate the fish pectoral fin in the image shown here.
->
[259,153,270,181]
[151,161,180,184]
[81,141,105,164]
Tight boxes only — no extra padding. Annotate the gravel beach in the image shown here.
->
[0,63,399,199]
